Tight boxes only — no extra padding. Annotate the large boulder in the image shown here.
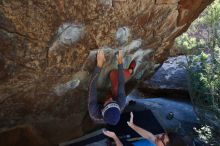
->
[138,56,189,98]
[0,0,213,145]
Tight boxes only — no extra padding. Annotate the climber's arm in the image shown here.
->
[116,51,126,111]
[117,63,126,110]
[88,66,105,124]
[88,50,106,124]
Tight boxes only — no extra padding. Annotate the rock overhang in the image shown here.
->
[0,0,214,145]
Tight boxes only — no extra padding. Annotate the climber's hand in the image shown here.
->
[97,50,106,68]
[116,50,123,64]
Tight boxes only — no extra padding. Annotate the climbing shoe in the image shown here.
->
[128,60,136,74]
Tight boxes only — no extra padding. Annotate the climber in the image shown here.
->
[103,112,186,146]
[88,50,136,125]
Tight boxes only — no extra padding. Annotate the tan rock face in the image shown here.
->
[0,0,213,144]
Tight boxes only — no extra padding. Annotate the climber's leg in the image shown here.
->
[110,60,136,98]
[110,69,131,98]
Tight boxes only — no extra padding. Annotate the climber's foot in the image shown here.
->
[128,60,136,74]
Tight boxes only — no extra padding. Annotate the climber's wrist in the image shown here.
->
[97,62,104,68]
[118,59,123,64]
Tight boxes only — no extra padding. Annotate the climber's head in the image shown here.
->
[102,102,120,125]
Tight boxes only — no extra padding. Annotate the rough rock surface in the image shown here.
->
[0,126,52,146]
[138,56,189,98]
[0,0,213,145]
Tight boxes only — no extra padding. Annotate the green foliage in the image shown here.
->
[175,0,220,143]
[176,34,197,50]
[197,0,220,26]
